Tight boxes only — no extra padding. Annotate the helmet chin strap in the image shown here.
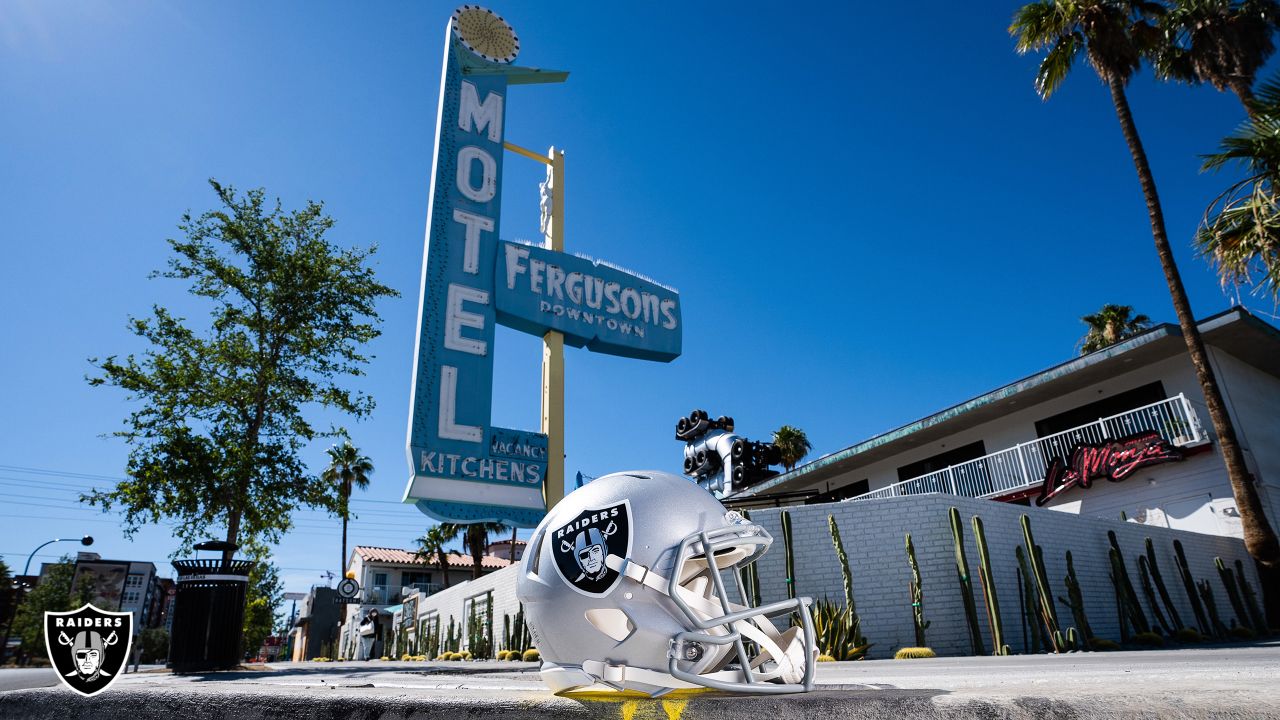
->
[600,554,808,688]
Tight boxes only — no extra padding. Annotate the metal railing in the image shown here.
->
[846,394,1204,503]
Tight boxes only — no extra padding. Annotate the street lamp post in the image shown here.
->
[0,535,93,666]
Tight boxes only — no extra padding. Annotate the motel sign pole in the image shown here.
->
[541,147,566,511]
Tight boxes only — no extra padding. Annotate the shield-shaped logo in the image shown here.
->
[550,499,632,596]
[44,604,133,696]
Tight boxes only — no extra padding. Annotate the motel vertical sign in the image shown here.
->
[406,7,681,527]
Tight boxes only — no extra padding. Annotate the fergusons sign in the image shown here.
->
[405,7,681,526]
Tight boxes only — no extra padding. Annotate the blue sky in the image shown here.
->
[0,1,1272,595]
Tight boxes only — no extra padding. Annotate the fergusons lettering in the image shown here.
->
[505,244,679,331]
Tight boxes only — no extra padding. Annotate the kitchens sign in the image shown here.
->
[405,7,682,527]
[1035,430,1184,506]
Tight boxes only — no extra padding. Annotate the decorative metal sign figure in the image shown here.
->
[406,7,682,527]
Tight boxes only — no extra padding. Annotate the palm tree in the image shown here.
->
[1156,0,1280,111]
[771,425,813,472]
[413,525,456,589]
[440,522,510,580]
[1199,77,1280,299]
[321,440,374,578]
[1012,1,1280,573]
[1078,304,1153,353]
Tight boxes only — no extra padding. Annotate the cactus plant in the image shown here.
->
[1058,550,1094,644]
[1173,540,1211,636]
[1020,515,1067,652]
[1196,579,1229,638]
[1015,549,1043,653]
[1215,557,1253,632]
[905,533,929,648]
[1107,532,1150,634]
[812,599,871,661]
[894,647,936,659]
[949,508,986,655]
[1143,538,1183,631]
[828,515,868,649]
[1137,556,1175,635]
[781,510,796,600]
[1233,559,1268,635]
[971,516,1010,655]
[522,648,541,662]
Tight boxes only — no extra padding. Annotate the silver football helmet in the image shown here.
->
[517,470,815,696]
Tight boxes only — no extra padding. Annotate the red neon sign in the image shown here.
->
[1035,430,1184,506]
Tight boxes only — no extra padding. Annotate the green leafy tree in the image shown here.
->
[1078,304,1153,353]
[12,559,91,663]
[322,440,374,577]
[1011,1,1280,573]
[772,425,813,471]
[1157,0,1280,110]
[440,523,509,580]
[85,181,399,559]
[414,525,457,589]
[1199,78,1280,299]
[242,560,283,659]
[138,628,170,664]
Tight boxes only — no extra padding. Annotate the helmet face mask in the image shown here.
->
[517,471,816,697]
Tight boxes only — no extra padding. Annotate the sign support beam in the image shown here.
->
[542,146,566,512]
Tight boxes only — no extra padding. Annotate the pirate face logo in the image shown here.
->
[44,604,133,696]
[551,500,631,596]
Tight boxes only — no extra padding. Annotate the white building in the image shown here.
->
[337,545,513,660]
[728,307,1280,539]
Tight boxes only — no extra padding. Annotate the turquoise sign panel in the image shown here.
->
[495,242,682,362]
[405,23,548,527]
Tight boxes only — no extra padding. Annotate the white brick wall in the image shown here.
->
[411,564,524,653]
[409,495,1260,660]
[747,495,1259,658]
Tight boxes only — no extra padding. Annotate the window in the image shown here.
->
[1034,382,1166,438]
[806,479,869,504]
[373,572,388,587]
[896,440,987,482]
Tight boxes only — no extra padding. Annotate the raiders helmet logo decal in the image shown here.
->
[550,499,631,596]
[44,604,134,696]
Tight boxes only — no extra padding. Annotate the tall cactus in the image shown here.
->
[781,510,796,600]
[828,515,867,647]
[949,508,986,655]
[1015,547,1048,653]
[1143,538,1184,630]
[1058,550,1094,643]
[1108,531,1149,634]
[1215,557,1252,631]
[971,516,1010,655]
[1196,578,1229,638]
[1173,540,1211,636]
[905,533,929,647]
[1137,556,1175,634]
[1020,515,1066,652]
[1234,559,1268,635]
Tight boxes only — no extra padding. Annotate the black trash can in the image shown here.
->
[168,547,254,673]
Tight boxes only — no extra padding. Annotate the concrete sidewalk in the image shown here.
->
[2,644,1279,719]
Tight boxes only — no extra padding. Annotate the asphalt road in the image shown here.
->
[0,669,55,692]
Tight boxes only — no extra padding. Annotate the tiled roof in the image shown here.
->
[354,546,512,569]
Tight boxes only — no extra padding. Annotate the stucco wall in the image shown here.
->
[747,495,1258,659]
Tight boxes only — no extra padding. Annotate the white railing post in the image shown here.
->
[1097,418,1108,440]
[1016,443,1032,490]
[947,466,957,495]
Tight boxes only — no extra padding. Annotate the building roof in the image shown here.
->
[353,546,513,569]
[730,307,1280,501]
